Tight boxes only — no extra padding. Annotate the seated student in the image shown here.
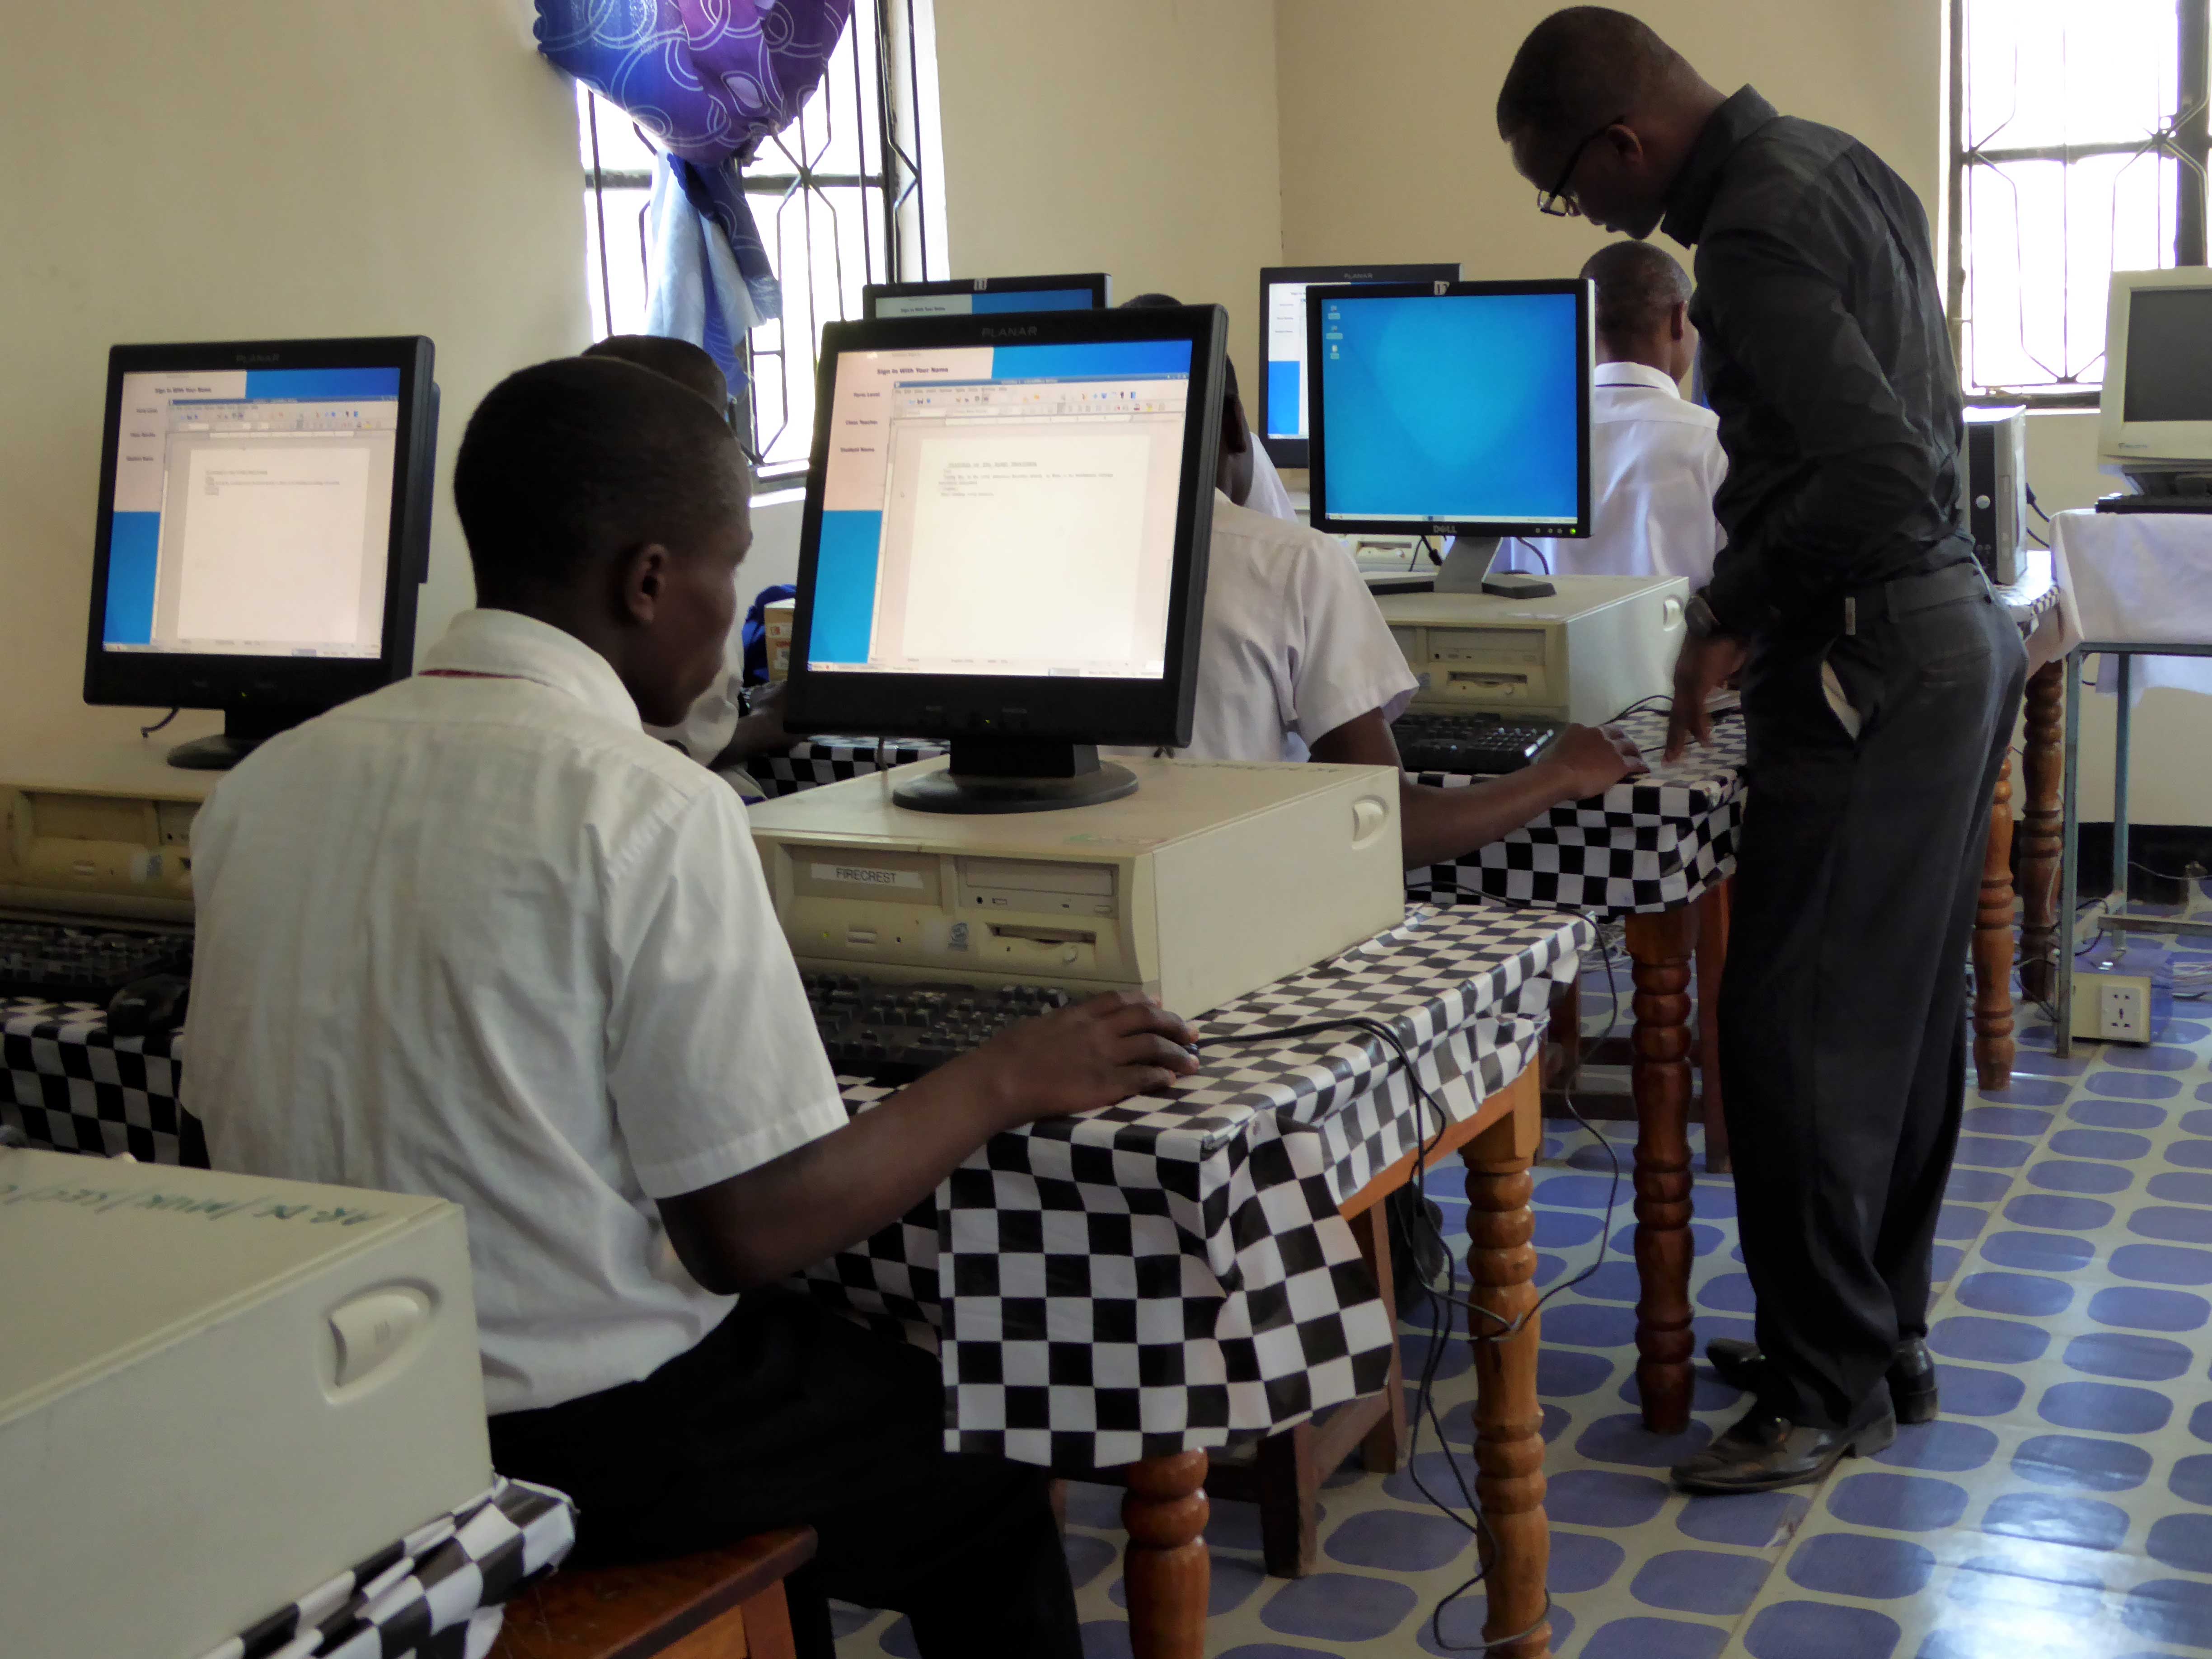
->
[1510,240,1727,584]
[581,334,789,789]
[184,356,1199,1659]
[1117,295,1645,869]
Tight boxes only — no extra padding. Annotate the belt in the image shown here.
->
[1824,560,1992,637]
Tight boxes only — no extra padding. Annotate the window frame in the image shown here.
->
[578,0,942,480]
[1946,0,2212,408]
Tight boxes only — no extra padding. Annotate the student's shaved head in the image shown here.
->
[581,334,729,410]
[1495,8,1695,146]
[455,356,747,604]
[1584,240,1692,347]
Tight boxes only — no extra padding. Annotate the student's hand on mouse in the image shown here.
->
[948,990,1200,1127]
[1547,723,1647,798]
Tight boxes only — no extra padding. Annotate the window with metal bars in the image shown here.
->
[1950,0,2211,403]
[577,0,942,476]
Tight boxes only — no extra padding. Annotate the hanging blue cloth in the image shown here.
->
[536,0,855,386]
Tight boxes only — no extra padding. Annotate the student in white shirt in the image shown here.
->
[1513,240,1727,584]
[1118,296,1646,866]
[582,336,789,793]
[187,357,1199,1659]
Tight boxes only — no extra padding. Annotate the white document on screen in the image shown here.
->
[173,443,372,647]
[898,431,1153,667]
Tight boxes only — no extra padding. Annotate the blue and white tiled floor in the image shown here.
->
[836,928,2212,1656]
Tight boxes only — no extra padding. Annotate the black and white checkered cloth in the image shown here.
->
[3,905,1587,1473]
[1406,707,1748,917]
[801,903,1592,1468]
[754,736,948,798]
[192,1476,575,1659]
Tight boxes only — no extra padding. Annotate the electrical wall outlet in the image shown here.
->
[2071,971,2156,1043]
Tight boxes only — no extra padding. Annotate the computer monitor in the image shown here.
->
[1306,279,1592,591]
[785,304,1228,813]
[861,273,1111,320]
[1256,262,1461,469]
[83,337,439,769]
[2100,268,2212,484]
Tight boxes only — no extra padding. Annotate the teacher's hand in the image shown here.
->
[1665,635,1752,761]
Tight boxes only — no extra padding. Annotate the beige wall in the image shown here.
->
[932,0,1284,388]
[0,0,589,751]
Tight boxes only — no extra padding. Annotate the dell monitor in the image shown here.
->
[1306,279,1593,593]
[2100,268,2212,489]
[1256,262,1462,469]
[785,304,1228,813]
[84,337,439,769]
[861,273,1111,320]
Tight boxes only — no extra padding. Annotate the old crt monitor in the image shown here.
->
[1257,262,1460,469]
[862,272,1110,319]
[785,304,1228,813]
[2100,268,2212,489]
[84,337,438,769]
[1307,280,1593,594]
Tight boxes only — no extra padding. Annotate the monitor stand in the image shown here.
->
[1434,535,1556,600]
[165,707,312,771]
[893,738,1139,815]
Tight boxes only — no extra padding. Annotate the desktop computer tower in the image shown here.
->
[0,1150,491,1659]
[1377,575,1689,726]
[749,756,1405,1017]
[1964,406,2026,586]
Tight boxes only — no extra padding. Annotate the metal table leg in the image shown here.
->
[2057,651,2082,1058]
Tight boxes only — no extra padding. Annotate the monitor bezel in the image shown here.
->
[1306,278,1594,539]
[1255,262,1462,468]
[784,305,1227,747]
[859,272,1112,319]
[2099,267,2212,468]
[82,335,437,719]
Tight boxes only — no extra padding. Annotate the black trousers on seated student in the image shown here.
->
[488,1290,1080,1658]
[1720,562,2025,1433]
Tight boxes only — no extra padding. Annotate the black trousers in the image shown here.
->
[1720,569,2026,1431]
[487,1292,1080,1659]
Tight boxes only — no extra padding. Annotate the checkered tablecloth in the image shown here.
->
[800,902,1592,1468]
[1,904,1587,1473]
[194,1476,575,1659]
[1406,707,1748,918]
[755,736,948,797]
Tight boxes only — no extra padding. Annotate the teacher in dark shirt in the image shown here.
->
[1496,8,2026,1495]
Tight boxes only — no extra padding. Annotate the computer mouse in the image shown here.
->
[108,973,190,1038]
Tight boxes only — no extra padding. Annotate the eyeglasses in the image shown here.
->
[1537,117,1625,218]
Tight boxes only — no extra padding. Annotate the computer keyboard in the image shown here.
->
[0,919,192,1002]
[803,971,1075,1083]
[1392,713,1562,777]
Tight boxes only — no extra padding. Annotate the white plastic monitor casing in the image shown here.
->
[0,1150,491,1659]
[748,756,1405,1017]
[2099,267,2212,471]
[1378,576,1689,725]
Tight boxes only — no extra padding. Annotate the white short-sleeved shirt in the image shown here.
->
[1138,492,1418,763]
[1513,361,1727,586]
[187,609,847,1415]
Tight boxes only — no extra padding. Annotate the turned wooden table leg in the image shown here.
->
[1975,755,2019,1090]
[1625,906,1697,1436]
[1462,1068,1551,1659]
[2018,660,2065,1003]
[1693,881,1731,1176]
[1123,1451,1209,1659]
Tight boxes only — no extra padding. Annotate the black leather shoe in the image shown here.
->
[1704,1336,1940,1425]
[1672,1400,1897,1495]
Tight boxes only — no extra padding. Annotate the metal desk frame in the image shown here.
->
[2057,642,2212,1056]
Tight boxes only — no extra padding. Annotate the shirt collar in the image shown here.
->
[1661,85,1780,247]
[1594,361,1684,396]
[418,608,642,729]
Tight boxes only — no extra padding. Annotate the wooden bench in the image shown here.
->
[490,1527,817,1659]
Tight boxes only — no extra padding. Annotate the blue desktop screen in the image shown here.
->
[1314,292,1582,525]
